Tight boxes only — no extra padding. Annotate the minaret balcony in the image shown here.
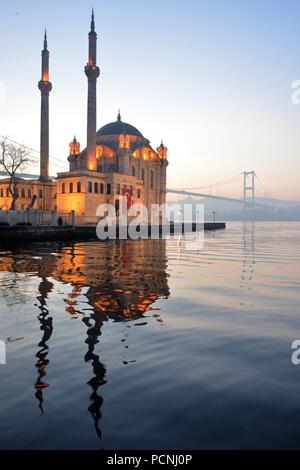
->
[38,80,52,94]
[84,64,100,80]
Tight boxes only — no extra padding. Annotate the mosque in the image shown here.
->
[0,11,168,223]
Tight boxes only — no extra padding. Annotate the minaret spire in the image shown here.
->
[91,8,95,32]
[85,9,100,171]
[43,29,48,50]
[38,30,52,181]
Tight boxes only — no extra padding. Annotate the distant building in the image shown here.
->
[0,10,168,223]
[0,177,56,211]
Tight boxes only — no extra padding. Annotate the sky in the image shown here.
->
[0,0,299,200]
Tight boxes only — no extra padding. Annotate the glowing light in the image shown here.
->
[125,135,130,149]
[157,147,163,159]
[142,148,149,160]
[96,145,103,158]
[119,134,125,149]
[157,144,168,160]
[69,138,80,156]
[87,158,96,171]
[97,145,114,158]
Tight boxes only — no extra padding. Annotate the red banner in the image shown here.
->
[121,188,132,210]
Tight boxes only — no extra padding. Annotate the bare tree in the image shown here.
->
[0,139,36,210]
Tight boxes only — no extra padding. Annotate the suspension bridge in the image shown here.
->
[167,171,272,209]
[0,136,271,209]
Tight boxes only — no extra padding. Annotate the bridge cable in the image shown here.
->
[172,173,242,191]
[0,135,68,170]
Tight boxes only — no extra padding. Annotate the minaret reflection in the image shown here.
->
[83,312,107,439]
[55,239,169,439]
[84,240,169,439]
[0,249,56,413]
[34,275,54,413]
[0,239,169,439]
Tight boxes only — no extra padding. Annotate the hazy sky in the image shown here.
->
[1,0,299,200]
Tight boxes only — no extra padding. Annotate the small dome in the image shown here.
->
[97,114,144,138]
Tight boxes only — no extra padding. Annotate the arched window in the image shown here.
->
[6,188,9,197]
[132,166,136,177]
[21,188,25,198]
[77,182,81,193]
[69,182,73,193]
[28,189,32,198]
[88,181,93,193]
[0,189,3,198]
[137,188,141,199]
[106,183,111,195]
[117,184,120,195]
[94,182,98,193]
[115,199,120,216]
[150,170,154,189]
[39,189,43,199]
[141,169,145,181]
[125,135,130,149]
[62,183,65,194]
[100,183,104,194]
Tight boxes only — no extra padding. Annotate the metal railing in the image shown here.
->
[0,209,105,227]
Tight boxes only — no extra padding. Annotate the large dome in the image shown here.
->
[97,114,144,139]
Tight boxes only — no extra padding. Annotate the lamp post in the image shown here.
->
[212,211,216,223]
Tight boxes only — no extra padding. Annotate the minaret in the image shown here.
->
[38,30,52,181]
[85,9,100,171]
[157,141,169,206]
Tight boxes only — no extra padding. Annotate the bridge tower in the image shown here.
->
[243,171,255,209]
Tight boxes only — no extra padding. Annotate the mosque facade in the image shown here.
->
[0,11,168,224]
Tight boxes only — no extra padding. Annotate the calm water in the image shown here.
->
[0,222,300,450]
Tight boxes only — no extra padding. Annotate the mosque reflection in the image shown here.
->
[0,239,169,440]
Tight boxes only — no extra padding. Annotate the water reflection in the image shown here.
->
[83,312,107,439]
[34,277,53,414]
[0,239,169,440]
[240,222,256,307]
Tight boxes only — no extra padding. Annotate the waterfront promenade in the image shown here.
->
[0,222,225,243]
